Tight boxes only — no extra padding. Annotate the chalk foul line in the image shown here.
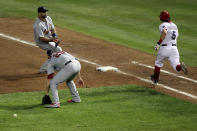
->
[131,61,197,84]
[0,33,197,99]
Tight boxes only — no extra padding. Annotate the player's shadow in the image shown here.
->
[0,104,41,111]
[83,86,164,104]
[0,73,46,81]
[84,86,164,97]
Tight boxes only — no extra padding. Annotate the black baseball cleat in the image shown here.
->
[181,62,188,75]
[150,75,158,84]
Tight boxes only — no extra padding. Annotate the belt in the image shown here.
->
[161,44,176,46]
[65,60,72,66]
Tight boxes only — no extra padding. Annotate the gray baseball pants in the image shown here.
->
[50,59,81,103]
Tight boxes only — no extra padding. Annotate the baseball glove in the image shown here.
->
[42,95,52,105]
[53,38,60,47]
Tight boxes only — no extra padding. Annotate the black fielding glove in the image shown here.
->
[42,95,52,105]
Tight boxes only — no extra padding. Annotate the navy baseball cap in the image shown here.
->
[38,6,48,13]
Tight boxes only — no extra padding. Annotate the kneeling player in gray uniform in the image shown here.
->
[33,6,62,73]
[45,50,84,108]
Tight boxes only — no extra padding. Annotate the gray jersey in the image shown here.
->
[47,51,76,75]
[47,51,81,103]
[33,16,55,45]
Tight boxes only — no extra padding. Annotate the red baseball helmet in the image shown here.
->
[159,11,170,21]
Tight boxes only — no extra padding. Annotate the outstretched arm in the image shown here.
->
[39,37,55,43]
[76,72,84,86]
[45,79,50,95]
[45,72,54,95]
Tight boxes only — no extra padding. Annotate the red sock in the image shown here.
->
[155,66,160,73]
[176,64,181,71]
[154,66,160,80]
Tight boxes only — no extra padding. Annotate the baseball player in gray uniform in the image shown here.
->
[33,6,62,73]
[45,50,84,108]
[151,11,188,84]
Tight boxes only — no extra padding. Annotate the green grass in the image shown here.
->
[0,1,196,130]
[0,85,197,131]
[0,0,197,66]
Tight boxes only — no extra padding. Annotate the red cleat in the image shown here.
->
[67,99,74,103]
[67,99,81,103]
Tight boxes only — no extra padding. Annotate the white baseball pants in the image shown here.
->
[155,46,180,71]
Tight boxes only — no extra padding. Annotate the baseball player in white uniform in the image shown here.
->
[33,6,62,73]
[151,11,188,84]
[45,50,84,108]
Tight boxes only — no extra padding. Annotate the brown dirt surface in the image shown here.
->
[0,18,197,103]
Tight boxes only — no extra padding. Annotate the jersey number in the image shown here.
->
[53,51,65,58]
[171,31,177,40]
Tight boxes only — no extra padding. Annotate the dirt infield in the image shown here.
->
[0,18,197,103]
